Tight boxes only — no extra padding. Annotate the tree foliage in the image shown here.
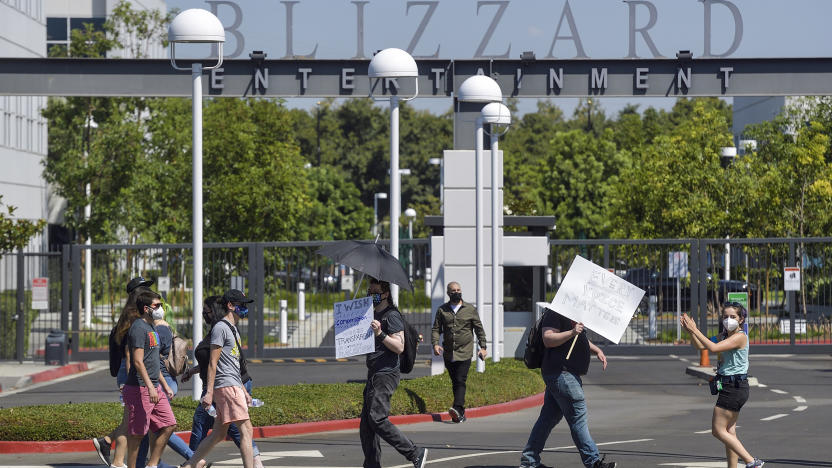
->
[0,197,46,254]
[39,0,832,245]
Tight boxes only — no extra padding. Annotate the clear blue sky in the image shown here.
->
[166,0,832,117]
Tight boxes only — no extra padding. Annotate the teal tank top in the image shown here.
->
[718,333,749,375]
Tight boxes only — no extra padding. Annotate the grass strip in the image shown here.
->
[0,358,543,441]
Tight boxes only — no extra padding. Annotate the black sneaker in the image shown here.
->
[412,447,428,468]
[592,455,617,468]
[92,437,111,466]
[448,407,461,423]
[745,459,765,468]
[458,411,467,422]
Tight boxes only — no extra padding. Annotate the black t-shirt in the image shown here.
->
[541,311,591,376]
[366,305,404,374]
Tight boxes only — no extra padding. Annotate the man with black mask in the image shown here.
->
[430,281,487,422]
[360,278,428,468]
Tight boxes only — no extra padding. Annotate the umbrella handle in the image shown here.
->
[353,272,366,300]
[350,235,378,300]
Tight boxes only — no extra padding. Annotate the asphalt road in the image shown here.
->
[1,354,830,468]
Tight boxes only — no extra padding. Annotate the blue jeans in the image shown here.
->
[189,380,260,458]
[521,372,600,467]
[137,375,193,468]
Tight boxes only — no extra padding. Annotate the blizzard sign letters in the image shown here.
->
[334,296,375,359]
[549,255,645,344]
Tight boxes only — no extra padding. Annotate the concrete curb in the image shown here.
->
[3,362,91,392]
[0,392,544,454]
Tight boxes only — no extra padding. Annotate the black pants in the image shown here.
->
[445,359,471,413]
[360,370,416,468]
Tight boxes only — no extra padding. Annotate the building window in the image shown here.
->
[46,16,106,56]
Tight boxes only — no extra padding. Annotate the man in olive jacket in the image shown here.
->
[431,281,487,423]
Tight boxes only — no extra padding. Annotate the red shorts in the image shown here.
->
[214,385,250,424]
[122,384,177,435]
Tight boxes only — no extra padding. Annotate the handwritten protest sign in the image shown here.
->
[549,256,645,344]
[334,296,375,358]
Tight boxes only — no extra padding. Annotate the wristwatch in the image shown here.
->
[377,331,388,341]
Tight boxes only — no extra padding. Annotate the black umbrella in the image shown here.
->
[316,240,414,292]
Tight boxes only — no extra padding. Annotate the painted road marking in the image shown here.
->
[660,462,745,467]
[793,395,806,403]
[211,450,325,465]
[794,405,808,412]
[694,429,711,434]
[756,383,767,388]
[385,438,654,467]
[770,388,787,394]
[761,413,788,421]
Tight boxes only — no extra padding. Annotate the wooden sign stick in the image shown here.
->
[565,334,579,359]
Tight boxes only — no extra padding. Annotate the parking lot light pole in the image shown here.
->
[369,48,418,305]
[457,75,503,372]
[168,8,225,401]
[373,192,388,237]
[481,102,511,363]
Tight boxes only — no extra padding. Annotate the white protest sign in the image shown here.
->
[31,277,48,310]
[333,296,375,358]
[784,267,800,291]
[548,256,645,344]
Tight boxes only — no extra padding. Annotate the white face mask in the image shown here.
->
[151,306,165,320]
[723,317,739,332]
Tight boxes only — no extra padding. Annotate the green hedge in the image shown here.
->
[0,359,544,441]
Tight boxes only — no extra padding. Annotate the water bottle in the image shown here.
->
[207,405,217,417]
[249,398,264,408]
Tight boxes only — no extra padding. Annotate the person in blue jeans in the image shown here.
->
[180,296,264,468]
[519,310,617,468]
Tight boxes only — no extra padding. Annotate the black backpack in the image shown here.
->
[523,308,551,369]
[108,327,122,377]
[400,316,422,374]
[383,309,421,374]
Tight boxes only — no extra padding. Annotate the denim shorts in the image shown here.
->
[715,380,750,412]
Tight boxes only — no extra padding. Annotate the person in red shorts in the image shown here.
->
[121,289,177,468]
[181,289,255,468]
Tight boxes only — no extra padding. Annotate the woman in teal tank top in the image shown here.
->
[680,303,764,468]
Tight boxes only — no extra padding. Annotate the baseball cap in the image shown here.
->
[223,289,254,304]
[126,276,154,294]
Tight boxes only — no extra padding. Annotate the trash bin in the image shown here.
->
[45,329,68,365]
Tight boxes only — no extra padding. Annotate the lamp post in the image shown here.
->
[168,8,225,400]
[429,157,443,213]
[481,102,511,363]
[720,146,737,282]
[369,48,418,305]
[373,192,388,237]
[457,75,503,373]
[404,207,416,281]
[83,115,97,329]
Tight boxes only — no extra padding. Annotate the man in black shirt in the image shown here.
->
[360,278,428,468]
[519,310,617,468]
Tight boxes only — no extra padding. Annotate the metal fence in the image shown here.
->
[0,251,64,360]
[62,240,431,361]
[548,238,832,351]
[3,237,830,361]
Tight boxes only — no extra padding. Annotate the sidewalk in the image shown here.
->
[0,360,105,394]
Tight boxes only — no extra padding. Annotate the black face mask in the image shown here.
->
[449,292,462,304]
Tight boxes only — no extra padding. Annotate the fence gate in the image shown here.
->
[0,250,64,361]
